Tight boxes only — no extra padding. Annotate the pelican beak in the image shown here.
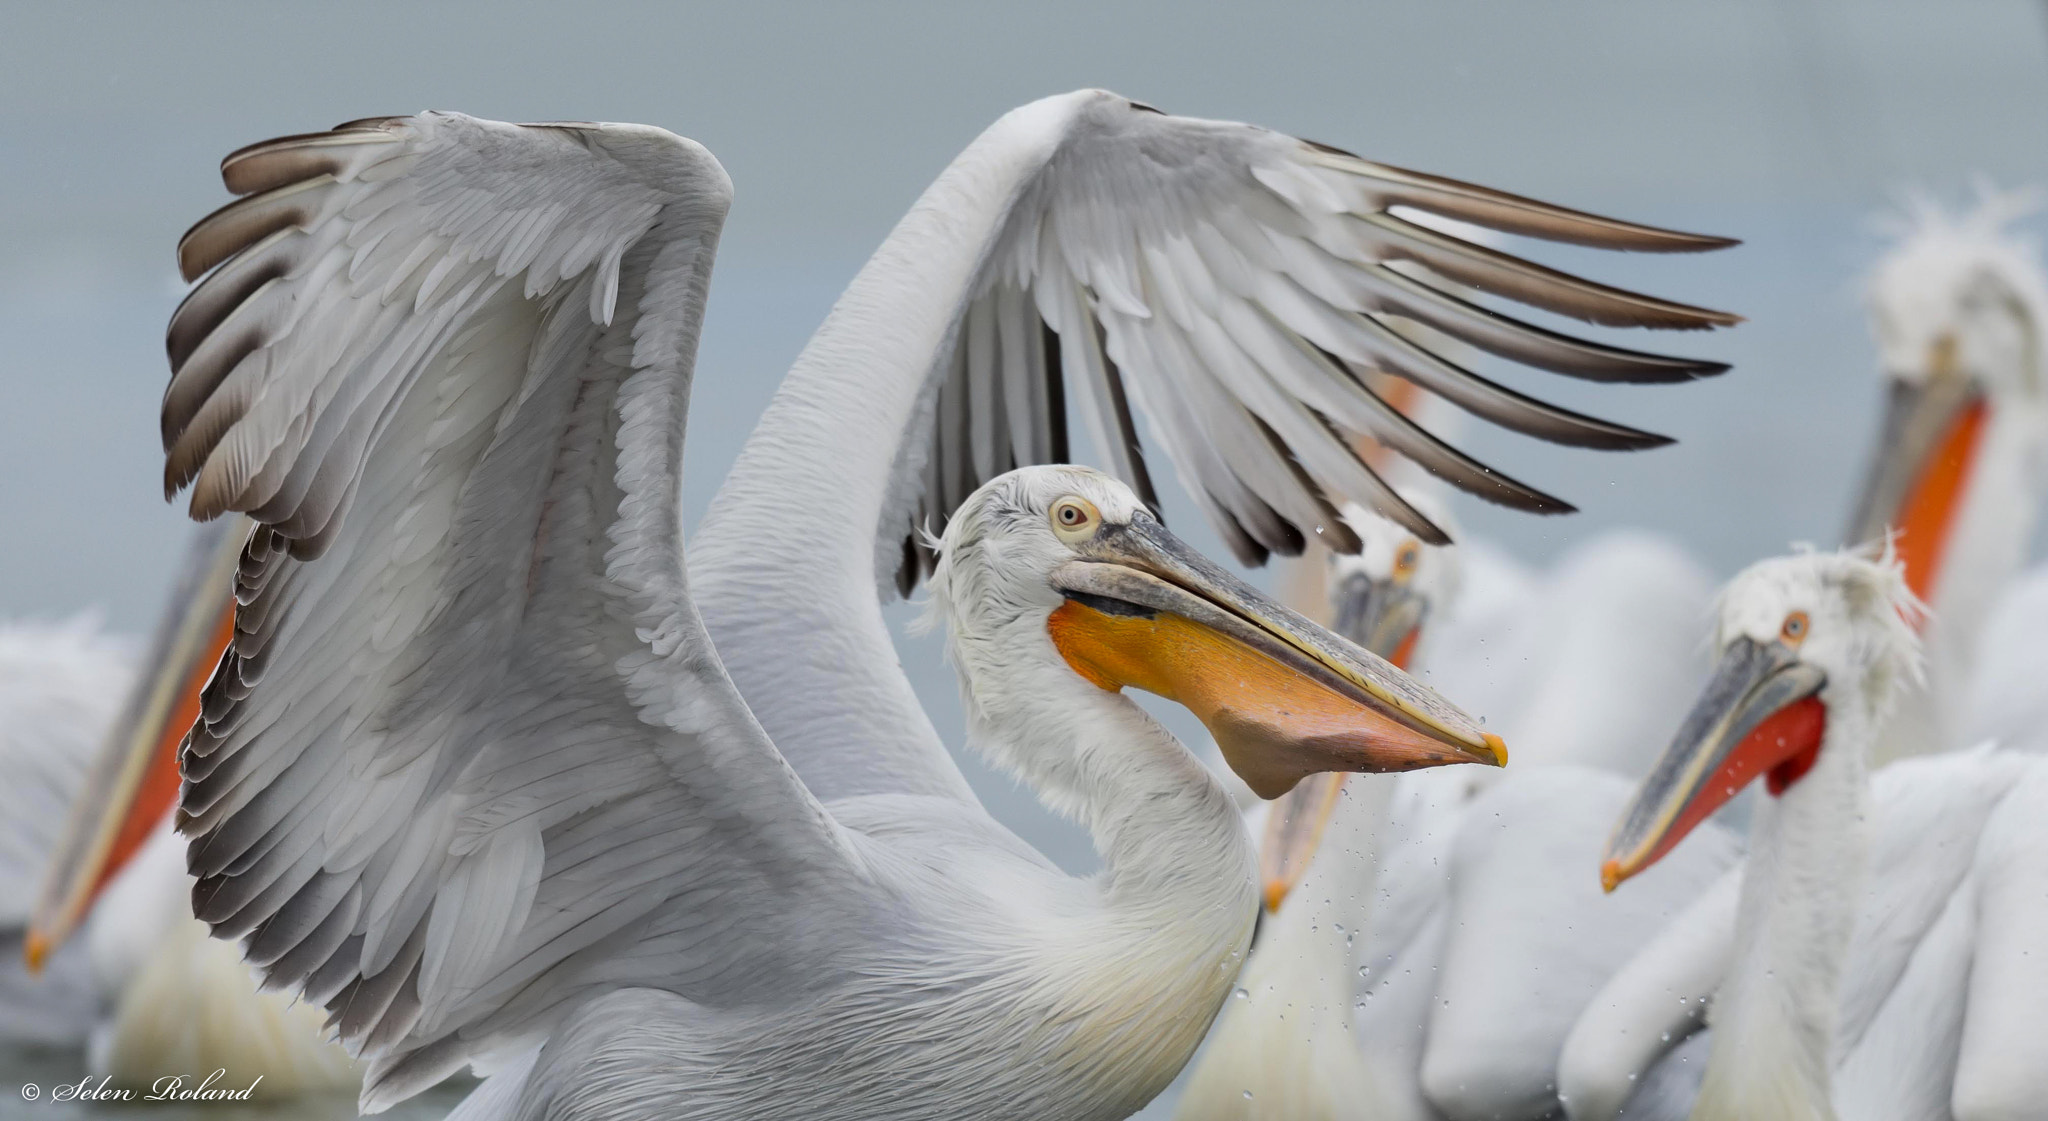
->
[1600,637,1827,892]
[1258,771,1347,911]
[1842,337,1986,601]
[1256,572,1428,910]
[1046,511,1503,801]
[26,518,245,970]
[1331,573,1426,670]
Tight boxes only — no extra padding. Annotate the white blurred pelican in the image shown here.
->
[1,617,128,1047]
[1564,550,2048,1121]
[1845,192,2048,762]
[16,521,359,1094]
[73,93,1736,1119]
[1178,501,1735,1121]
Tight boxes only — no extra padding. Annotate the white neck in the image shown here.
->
[1921,398,2048,732]
[1697,702,1875,1121]
[949,613,1258,1113]
[1876,397,2047,763]
[687,96,1086,794]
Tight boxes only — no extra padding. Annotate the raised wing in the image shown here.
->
[692,90,1738,812]
[892,92,1738,589]
[163,113,869,1111]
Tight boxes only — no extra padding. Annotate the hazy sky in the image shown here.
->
[5,1,2048,877]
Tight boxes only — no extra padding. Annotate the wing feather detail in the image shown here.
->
[161,113,870,1113]
[888,93,1737,586]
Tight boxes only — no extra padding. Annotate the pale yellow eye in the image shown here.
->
[1392,540,1421,582]
[1781,610,1810,645]
[1050,496,1101,543]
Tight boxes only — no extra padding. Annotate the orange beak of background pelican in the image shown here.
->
[1600,636,1827,893]
[1843,337,1986,604]
[25,518,245,970]
[1045,512,1502,809]
[1254,571,1429,911]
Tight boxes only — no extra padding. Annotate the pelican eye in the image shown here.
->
[1780,610,1810,646]
[1392,540,1421,582]
[1050,496,1101,543]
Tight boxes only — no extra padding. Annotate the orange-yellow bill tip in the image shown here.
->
[1600,860,1624,894]
[23,931,50,974]
[1262,879,1289,914]
[1481,733,1508,768]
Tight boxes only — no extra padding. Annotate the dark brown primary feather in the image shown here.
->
[1353,212,1740,331]
[1311,145,1740,254]
[886,103,1740,598]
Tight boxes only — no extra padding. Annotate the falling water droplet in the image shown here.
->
[1661,1032,1670,1041]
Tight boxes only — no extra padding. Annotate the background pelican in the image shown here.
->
[0,618,126,1049]
[1844,191,2048,763]
[1177,496,1736,1121]
[105,93,1735,1119]
[1563,549,2048,1121]
[11,520,357,1096]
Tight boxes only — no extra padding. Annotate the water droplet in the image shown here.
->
[1661,1032,1670,1042]
[1358,965,1372,978]
[1628,1073,1638,1082]
[1243,1090,1254,1100]
[1234,988,1249,1000]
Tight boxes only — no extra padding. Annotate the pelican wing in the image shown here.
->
[692,90,1737,811]
[163,114,870,1111]
[891,93,1738,589]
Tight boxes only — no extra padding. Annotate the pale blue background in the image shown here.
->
[3,2,2046,1115]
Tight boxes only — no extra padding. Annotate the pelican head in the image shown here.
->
[1850,192,2048,596]
[925,466,1503,806]
[1328,494,1463,667]
[1253,494,1466,911]
[1601,548,1921,890]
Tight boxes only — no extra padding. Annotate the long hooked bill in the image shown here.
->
[1600,636,1827,892]
[1046,510,1502,807]
[26,518,247,969]
[1254,570,1430,911]
[1841,336,1986,602]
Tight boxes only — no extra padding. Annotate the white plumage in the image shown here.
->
[1850,191,2048,762]
[0,617,127,1047]
[1562,550,2048,1121]
[153,93,1732,1119]
[0,613,355,1093]
[1176,498,1736,1121]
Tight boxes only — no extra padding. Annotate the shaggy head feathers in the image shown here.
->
[1328,491,1464,613]
[920,465,1147,644]
[1867,188,2048,397]
[1716,546,1924,723]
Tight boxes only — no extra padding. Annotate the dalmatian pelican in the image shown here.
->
[1175,499,1733,1121]
[1844,191,2048,762]
[47,92,1735,1119]
[13,520,357,1094]
[1565,550,2048,1121]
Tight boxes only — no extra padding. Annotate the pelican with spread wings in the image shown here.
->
[54,91,1736,1120]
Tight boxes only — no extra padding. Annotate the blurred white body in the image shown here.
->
[0,619,355,1093]
[1178,513,1737,1121]
[1858,194,2048,763]
[1561,554,2048,1121]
